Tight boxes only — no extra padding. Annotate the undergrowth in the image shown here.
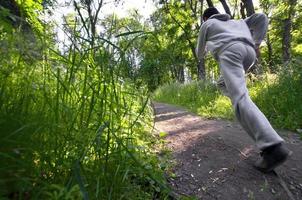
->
[153,81,234,120]
[154,62,302,132]
[251,61,302,131]
[0,23,171,200]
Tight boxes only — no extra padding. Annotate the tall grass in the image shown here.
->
[0,21,170,200]
[153,81,234,119]
[154,63,302,131]
[251,61,302,130]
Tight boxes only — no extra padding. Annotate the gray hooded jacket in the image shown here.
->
[196,13,268,60]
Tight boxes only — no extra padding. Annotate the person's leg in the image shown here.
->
[218,43,291,172]
[218,43,284,150]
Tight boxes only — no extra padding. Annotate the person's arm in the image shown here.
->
[244,13,269,48]
[196,23,208,61]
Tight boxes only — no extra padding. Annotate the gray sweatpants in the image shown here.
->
[217,42,284,150]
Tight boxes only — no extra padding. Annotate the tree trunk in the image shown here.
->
[266,32,274,72]
[241,0,254,17]
[282,19,291,64]
[197,59,206,79]
[219,0,232,16]
[240,2,246,18]
[197,0,206,80]
[199,0,204,24]
[178,66,185,83]
[206,0,214,7]
[282,0,297,64]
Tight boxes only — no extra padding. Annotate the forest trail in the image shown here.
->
[153,102,302,200]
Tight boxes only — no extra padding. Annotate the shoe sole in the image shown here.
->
[254,151,293,173]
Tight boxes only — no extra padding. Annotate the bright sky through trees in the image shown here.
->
[50,0,155,48]
[52,0,155,23]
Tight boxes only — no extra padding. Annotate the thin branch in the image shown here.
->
[94,0,103,26]
[163,3,198,60]
[74,1,90,38]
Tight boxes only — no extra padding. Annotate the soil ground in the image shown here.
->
[153,102,302,200]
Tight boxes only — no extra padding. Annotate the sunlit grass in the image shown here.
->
[153,81,234,120]
[0,28,170,200]
[154,67,302,132]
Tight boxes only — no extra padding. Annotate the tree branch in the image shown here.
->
[164,4,198,61]
[74,1,90,38]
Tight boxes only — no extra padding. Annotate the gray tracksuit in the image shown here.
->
[196,13,284,150]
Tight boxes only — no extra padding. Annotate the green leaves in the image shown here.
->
[0,6,15,33]
[0,1,174,198]
[16,0,43,32]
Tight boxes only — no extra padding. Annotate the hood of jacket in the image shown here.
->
[209,14,231,21]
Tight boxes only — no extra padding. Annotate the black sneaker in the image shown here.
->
[254,143,292,173]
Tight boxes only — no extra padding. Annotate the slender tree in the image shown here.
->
[219,0,232,16]
[282,0,297,64]
[260,0,274,70]
[240,2,246,18]
[241,0,255,17]
[206,0,214,7]
[198,0,206,79]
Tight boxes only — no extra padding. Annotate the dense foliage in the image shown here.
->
[138,0,302,88]
[0,0,171,199]
[153,0,302,134]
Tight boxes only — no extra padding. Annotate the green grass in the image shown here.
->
[251,64,302,130]
[154,64,302,132]
[0,28,171,199]
[153,81,234,120]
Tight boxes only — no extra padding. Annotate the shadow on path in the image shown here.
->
[154,102,302,200]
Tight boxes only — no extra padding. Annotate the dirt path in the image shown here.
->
[153,102,302,200]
